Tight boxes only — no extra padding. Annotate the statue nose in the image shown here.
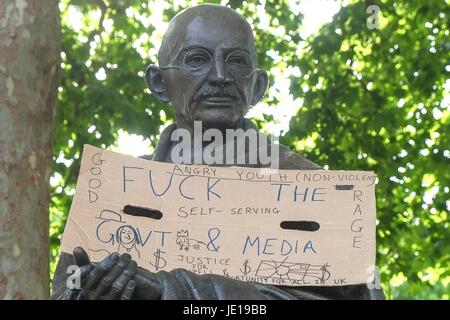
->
[208,59,232,85]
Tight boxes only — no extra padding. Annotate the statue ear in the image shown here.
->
[250,70,268,106]
[145,64,170,103]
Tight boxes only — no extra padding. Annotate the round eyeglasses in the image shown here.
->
[160,48,258,78]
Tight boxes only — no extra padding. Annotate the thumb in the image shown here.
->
[73,246,91,266]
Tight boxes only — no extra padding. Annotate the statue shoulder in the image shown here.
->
[138,145,322,170]
[278,144,322,170]
[140,154,153,160]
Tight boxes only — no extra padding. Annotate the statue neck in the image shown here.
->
[174,118,246,136]
[152,118,259,164]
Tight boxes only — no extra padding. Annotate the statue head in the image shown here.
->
[145,4,268,131]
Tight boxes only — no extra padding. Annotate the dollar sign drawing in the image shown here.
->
[149,249,166,271]
[320,263,331,282]
[240,259,251,276]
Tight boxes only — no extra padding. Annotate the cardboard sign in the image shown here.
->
[61,144,377,287]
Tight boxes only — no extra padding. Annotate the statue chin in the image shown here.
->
[192,109,242,130]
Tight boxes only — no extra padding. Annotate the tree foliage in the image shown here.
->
[51,0,449,299]
[282,0,449,299]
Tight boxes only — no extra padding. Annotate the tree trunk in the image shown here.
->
[0,0,60,299]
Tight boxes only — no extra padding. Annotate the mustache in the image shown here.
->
[193,85,242,102]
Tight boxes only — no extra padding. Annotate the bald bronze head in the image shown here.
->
[145,4,268,131]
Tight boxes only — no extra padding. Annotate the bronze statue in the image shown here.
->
[51,4,384,300]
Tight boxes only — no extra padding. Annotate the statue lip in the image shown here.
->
[201,96,236,103]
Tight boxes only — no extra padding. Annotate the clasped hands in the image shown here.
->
[69,247,160,300]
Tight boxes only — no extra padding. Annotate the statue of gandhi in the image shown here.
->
[51,4,384,300]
